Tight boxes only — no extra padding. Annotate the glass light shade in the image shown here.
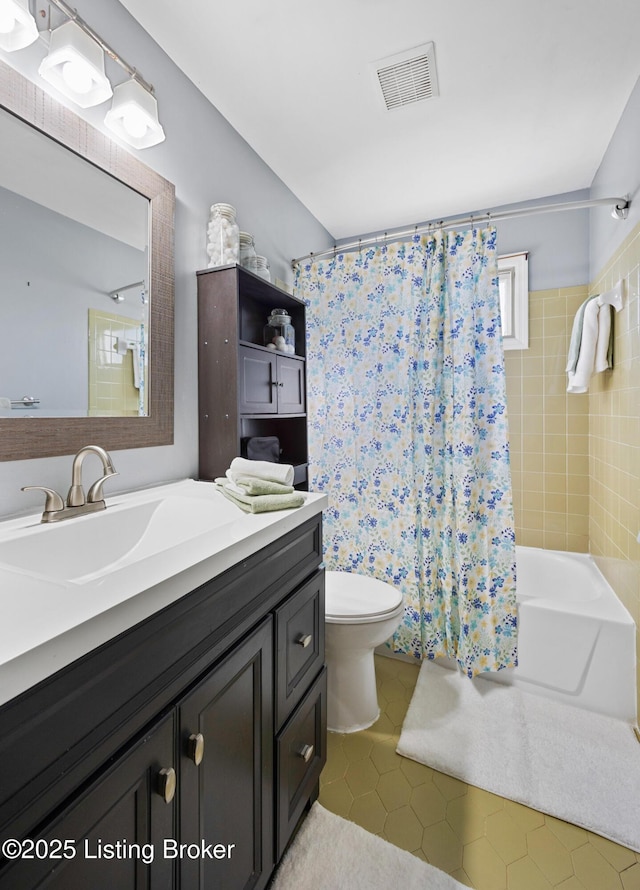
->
[38,20,112,108]
[0,0,38,51]
[104,79,165,149]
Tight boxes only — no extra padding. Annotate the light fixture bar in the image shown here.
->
[46,0,155,95]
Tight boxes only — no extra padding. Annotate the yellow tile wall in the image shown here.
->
[504,285,591,553]
[588,224,640,722]
[504,223,640,721]
[88,309,142,417]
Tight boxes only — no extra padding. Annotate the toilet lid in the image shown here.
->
[325,571,403,620]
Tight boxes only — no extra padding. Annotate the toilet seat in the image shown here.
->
[325,570,403,624]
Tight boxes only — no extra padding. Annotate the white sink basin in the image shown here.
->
[0,493,242,583]
[0,478,327,708]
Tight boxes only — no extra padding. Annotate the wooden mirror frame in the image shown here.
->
[0,59,174,460]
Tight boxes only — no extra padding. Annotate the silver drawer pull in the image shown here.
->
[298,744,314,763]
[296,633,312,649]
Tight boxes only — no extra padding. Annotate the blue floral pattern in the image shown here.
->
[295,228,517,677]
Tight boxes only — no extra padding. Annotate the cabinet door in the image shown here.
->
[0,714,176,890]
[179,618,273,890]
[239,345,277,414]
[276,356,306,414]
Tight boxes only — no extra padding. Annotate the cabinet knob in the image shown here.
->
[295,633,313,649]
[298,744,314,763]
[157,767,176,804]
[188,732,205,766]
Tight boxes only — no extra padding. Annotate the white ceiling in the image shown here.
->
[119,0,640,240]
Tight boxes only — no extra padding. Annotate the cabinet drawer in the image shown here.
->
[275,571,325,730]
[275,667,326,860]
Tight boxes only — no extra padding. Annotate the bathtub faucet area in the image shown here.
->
[22,445,119,523]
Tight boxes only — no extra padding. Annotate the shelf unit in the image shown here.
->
[197,265,308,487]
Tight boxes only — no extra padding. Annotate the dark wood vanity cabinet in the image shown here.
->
[0,515,326,890]
[197,265,308,487]
[0,714,177,890]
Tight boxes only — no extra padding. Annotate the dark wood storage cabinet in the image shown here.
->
[0,515,326,890]
[197,265,308,487]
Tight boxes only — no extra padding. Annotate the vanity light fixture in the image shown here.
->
[0,0,166,148]
[38,18,112,108]
[0,0,38,52]
[105,78,165,150]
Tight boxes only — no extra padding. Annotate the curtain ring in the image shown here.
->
[358,239,362,254]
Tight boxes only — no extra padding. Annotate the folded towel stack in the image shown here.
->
[566,295,613,393]
[215,457,304,513]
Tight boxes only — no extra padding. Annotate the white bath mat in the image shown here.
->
[397,661,640,852]
[271,802,468,890]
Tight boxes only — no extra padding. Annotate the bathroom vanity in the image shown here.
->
[0,480,327,889]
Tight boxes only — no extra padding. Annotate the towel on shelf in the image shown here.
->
[228,457,295,487]
[215,479,304,514]
[566,296,613,393]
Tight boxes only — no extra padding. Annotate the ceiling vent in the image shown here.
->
[371,42,439,111]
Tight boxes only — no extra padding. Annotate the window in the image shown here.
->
[498,252,529,350]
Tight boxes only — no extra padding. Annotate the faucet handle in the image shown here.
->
[87,472,119,504]
[21,486,65,514]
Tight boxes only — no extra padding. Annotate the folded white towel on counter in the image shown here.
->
[566,298,612,393]
[228,457,295,487]
[222,473,294,496]
[215,480,304,514]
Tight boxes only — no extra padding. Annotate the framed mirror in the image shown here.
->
[0,58,174,460]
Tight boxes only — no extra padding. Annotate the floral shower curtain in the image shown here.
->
[295,227,518,677]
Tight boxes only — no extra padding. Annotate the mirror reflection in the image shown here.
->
[0,108,150,418]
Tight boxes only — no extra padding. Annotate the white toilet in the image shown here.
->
[324,570,404,733]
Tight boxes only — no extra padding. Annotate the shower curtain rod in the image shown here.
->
[291,195,630,268]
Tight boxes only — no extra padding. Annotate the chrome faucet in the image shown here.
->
[22,444,119,523]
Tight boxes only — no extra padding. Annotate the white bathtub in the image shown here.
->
[482,546,637,722]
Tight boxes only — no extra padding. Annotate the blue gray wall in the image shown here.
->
[335,191,590,293]
[589,76,640,278]
[0,0,333,519]
[0,0,635,519]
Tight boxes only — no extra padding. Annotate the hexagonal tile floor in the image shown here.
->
[319,654,640,890]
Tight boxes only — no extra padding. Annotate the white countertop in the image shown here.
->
[0,479,327,706]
